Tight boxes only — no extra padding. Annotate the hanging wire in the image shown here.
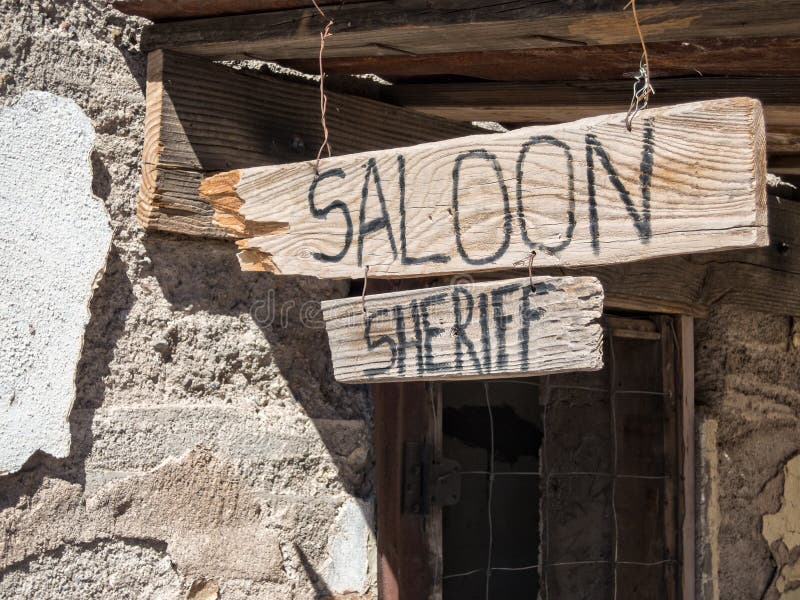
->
[624,0,655,131]
[311,0,334,171]
[361,264,369,314]
[484,382,496,600]
[610,335,620,600]
[430,387,442,600]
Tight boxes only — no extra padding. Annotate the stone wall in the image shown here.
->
[0,1,375,598]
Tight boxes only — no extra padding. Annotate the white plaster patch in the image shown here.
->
[0,91,111,474]
[763,455,800,597]
[324,498,373,594]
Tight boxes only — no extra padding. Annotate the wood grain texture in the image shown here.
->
[283,38,800,82]
[321,276,604,383]
[457,190,800,317]
[382,77,800,152]
[138,50,476,238]
[140,0,800,61]
[677,316,696,600]
[200,98,768,278]
[113,0,341,21]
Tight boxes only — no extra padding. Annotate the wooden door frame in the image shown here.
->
[372,312,696,600]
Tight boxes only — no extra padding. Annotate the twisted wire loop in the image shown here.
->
[361,265,369,314]
[311,0,334,172]
[512,249,538,290]
[624,0,655,131]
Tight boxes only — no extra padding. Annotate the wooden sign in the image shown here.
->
[200,98,767,278]
[321,276,603,383]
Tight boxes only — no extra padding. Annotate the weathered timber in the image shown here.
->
[381,77,800,141]
[200,98,767,278]
[284,38,800,82]
[113,0,339,20]
[321,276,604,383]
[140,0,800,61]
[139,50,476,238]
[455,193,797,317]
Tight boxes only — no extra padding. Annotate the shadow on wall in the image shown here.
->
[138,233,374,498]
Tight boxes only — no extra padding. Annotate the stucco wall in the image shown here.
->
[696,306,800,600]
[1,2,798,600]
[0,1,375,598]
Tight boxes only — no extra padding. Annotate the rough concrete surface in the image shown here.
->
[0,90,112,475]
[0,1,374,598]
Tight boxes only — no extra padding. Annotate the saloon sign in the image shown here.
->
[201,98,767,278]
[199,98,767,382]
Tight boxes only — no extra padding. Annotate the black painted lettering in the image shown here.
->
[391,304,422,376]
[398,154,449,265]
[362,308,396,377]
[516,136,575,254]
[418,292,450,373]
[491,283,521,370]
[519,285,545,370]
[451,287,482,374]
[451,149,512,265]
[478,292,492,371]
[410,299,425,376]
[585,119,655,253]
[307,168,353,262]
[358,158,398,266]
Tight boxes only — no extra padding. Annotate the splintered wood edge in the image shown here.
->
[199,169,284,272]
[751,99,770,242]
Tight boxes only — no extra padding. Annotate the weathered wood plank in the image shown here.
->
[140,0,800,61]
[200,98,767,278]
[381,77,800,137]
[321,276,604,383]
[113,0,341,21]
[284,38,800,82]
[138,50,476,238]
[457,191,798,317]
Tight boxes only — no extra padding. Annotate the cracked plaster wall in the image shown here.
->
[696,306,800,600]
[0,1,375,598]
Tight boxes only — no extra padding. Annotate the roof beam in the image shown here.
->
[139,0,800,61]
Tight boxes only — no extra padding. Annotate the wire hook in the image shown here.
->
[361,265,370,314]
[624,0,654,131]
[528,249,537,291]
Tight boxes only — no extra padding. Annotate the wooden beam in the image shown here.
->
[373,380,436,600]
[113,0,341,21]
[473,193,797,317]
[677,316,696,600]
[140,0,800,61]
[200,98,767,278]
[321,276,604,383]
[139,50,476,238]
[381,76,800,132]
[283,38,800,82]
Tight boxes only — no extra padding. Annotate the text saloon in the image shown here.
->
[200,98,767,278]
[321,276,604,383]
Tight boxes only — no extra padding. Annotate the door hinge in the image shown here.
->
[402,441,461,515]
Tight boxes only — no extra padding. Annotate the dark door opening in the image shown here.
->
[438,315,681,600]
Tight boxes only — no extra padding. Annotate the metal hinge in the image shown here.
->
[402,441,461,515]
